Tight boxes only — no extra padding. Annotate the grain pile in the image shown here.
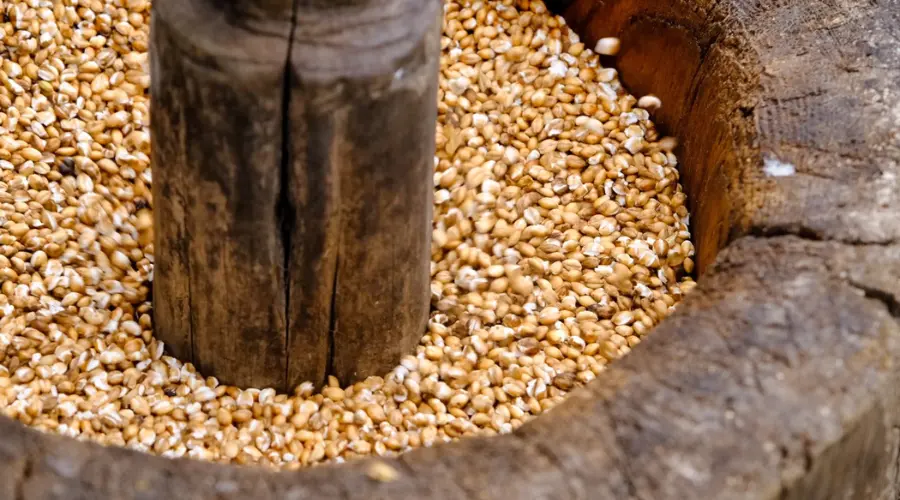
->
[0,0,695,468]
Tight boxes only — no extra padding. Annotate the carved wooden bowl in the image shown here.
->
[2,0,898,498]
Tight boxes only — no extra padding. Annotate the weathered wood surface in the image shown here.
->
[150,0,440,390]
[2,0,899,498]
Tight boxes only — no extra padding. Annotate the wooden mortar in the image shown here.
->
[1,0,898,498]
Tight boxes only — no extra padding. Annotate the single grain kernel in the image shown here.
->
[638,95,662,111]
[594,37,621,56]
[367,461,399,482]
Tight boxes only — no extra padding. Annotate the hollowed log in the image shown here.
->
[2,0,899,498]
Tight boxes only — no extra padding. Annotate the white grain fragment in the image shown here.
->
[763,155,796,177]
[548,58,568,78]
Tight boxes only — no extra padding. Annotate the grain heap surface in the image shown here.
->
[0,0,695,468]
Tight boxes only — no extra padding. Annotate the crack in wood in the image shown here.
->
[14,454,32,500]
[278,0,300,392]
[325,256,339,387]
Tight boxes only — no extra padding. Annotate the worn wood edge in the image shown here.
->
[290,0,443,81]
[152,0,293,68]
[2,0,899,498]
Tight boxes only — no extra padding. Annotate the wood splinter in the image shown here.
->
[150,0,441,391]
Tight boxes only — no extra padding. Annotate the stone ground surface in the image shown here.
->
[1,0,899,498]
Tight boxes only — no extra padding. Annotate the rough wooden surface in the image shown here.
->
[150,0,440,390]
[2,0,899,498]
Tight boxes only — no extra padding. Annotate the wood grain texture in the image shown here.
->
[5,0,900,498]
[150,0,292,389]
[284,0,440,387]
[150,0,440,390]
